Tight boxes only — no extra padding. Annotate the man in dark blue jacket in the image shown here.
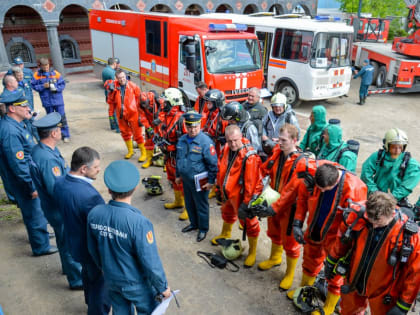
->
[353,59,374,105]
[31,112,82,290]
[0,91,56,256]
[176,111,218,242]
[87,160,171,314]
[54,147,110,314]
[31,57,70,142]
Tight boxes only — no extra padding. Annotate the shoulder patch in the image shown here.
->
[16,151,24,160]
[210,145,216,156]
[146,230,154,244]
[52,166,61,177]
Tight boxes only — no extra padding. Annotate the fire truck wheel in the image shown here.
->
[371,61,379,84]
[278,82,301,107]
[376,65,387,88]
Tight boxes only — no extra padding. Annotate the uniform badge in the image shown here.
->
[146,231,154,244]
[16,151,24,160]
[210,145,216,156]
[52,166,61,177]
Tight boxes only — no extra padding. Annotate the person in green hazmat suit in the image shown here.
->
[299,105,327,156]
[361,128,420,207]
[317,124,358,172]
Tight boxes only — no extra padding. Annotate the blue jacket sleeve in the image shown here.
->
[353,67,365,79]
[55,72,66,93]
[40,158,65,197]
[203,139,218,184]
[87,211,102,269]
[31,74,47,92]
[134,220,168,294]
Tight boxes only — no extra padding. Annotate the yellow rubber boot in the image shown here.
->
[287,273,316,299]
[164,190,184,209]
[238,222,243,230]
[311,291,340,315]
[138,143,147,162]
[208,186,216,199]
[178,208,188,221]
[124,140,134,159]
[279,256,299,290]
[211,222,233,245]
[258,243,284,271]
[244,236,258,268]
[141,150,154,169]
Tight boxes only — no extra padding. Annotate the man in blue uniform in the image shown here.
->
[31,57,70,142]
[176,112,218,242]
[54,147,110,314]
[31,112,82,290]
[353,59,374,105]
[3,57,34,86]
[87,160,171,314]
[102,57,119,132]
[0,91,57,256]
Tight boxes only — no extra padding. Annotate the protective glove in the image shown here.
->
[324,255,338,280]
[146,127,155,137]
[215,189,223,203]
[386,305,408,315]
[152,118,162,126]
[249,200,275,218]
[292,219,306,244]
[238,203,250,220]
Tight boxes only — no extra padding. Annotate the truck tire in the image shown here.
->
[370,61,379,85]
[278,82,301,107]
[376,65,387,88]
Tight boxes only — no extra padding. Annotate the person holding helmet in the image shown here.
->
[361,128,420,207]
[299,105,328,156]
[221,101,261,152]
[155,88,187,220]
[107,69,146,162]
[317,124,358,172]
[262,92,300,143]
[138,91,165,169]
[242,87,267,137]
[353,59,374,105]
[212,125,262,268]
[175,111,218,242]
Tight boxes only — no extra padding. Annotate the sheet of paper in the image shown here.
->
[151,290,180,315]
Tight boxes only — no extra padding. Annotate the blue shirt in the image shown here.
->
[54,174,105,263]
[0,115,36,197]
[87,200,168,293]
[176,131,218,184]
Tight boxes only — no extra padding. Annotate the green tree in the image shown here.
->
[338,0,407,18]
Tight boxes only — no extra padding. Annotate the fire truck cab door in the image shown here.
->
[178,35,203,101]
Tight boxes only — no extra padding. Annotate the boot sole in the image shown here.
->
[257,263,281,271]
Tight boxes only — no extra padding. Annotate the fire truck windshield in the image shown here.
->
[310,33,352,69]
[205,39,261,74]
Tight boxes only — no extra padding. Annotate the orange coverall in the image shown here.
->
[107,80,144,144]
[202,108,228,157]
[330,210,420,314]
[216,138,262,237]
[139,91,164,150]
[294,167,367,295]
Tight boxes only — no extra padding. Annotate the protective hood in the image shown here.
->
[311,105,327,131]
[326,124,343,150]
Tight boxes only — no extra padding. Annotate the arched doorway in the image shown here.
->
[293,4,311,16]
[150,4,173,13]
[3,5,45,68]
[110,4,133,10]
[185,4,204,15]
[58,5,92,74]
[269,4,284,15]
[243,4,258,14]
[215,4,233,13]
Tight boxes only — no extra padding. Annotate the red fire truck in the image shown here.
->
[89,10,264,103]
[351,0,420,93]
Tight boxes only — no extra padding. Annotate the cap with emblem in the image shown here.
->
[104,160,140,193]
[364,59,370,64]
[0,90,29,107]
[13,57,24,65]
[114,57,120,64]
[183,111,202,126]
[33,112,62,130]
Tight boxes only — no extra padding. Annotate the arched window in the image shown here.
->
[59,35,81,64]
[6,37,37,67]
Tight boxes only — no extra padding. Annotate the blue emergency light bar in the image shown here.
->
[315,15,341,22]
[208,23,247,32]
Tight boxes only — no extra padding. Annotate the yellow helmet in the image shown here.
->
[270,92,288,109]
